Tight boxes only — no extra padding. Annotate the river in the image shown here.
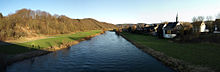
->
[6,31,174,72]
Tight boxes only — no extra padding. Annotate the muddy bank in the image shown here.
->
[119,32,214,72]
[0,31,105,71]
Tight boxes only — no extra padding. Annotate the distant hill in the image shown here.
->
[0,9,116,41]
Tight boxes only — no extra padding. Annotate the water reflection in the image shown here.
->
[7,31,174,72]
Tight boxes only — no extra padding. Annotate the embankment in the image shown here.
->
[118,32,214,72]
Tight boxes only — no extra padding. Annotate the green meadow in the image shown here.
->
[122,32,220,71]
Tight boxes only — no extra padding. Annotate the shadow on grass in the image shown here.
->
[0,41,49,72]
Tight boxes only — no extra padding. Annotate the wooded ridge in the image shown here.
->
[0,9,116,41]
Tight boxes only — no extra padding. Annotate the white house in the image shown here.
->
[162,22,182,38]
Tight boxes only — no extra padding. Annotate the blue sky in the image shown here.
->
[1,0,220,24]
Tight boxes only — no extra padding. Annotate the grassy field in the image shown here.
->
[0,30,102,55]
[121,32,220,71]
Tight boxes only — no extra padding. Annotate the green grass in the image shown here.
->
[0,30,102,55]
[122,32,220,71]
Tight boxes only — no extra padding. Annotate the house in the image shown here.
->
[117,24,136,32]
[192,21,206,32]
[128,24,137,32]
[136,23,146,31]
[163,22,182,38]
[214,19,220,33]
[143,24,156,32]
[205,21,214,32]
[162,13,183,38]
[153,24,160,32]
[156,23,165,38]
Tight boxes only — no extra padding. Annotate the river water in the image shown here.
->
[6,31,174,72]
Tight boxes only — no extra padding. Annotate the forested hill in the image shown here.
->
[0,9,116,41]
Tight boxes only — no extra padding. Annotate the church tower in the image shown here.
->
[176,13,179,23]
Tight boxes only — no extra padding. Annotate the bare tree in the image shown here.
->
[192,17,198,22]
[206,16,213,21]
[197,16,204,21]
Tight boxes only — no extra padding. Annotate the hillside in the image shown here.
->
[0,9,116,41]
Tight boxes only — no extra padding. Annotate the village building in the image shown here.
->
[192,21,207,32]
[214,19,220,33]
[205,21,214,33]
[156,23,165,38]
[136,23,146,31]
[162,13,183,38]
[153,24,160,32]
[162,22,182,38]
[143,24,156,32]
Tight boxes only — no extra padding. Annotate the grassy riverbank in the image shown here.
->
[0,30,102,55]
[121,32,220,72]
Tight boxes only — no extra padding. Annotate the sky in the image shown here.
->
[1,0,220,24]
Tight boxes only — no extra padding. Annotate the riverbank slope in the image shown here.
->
[120,32,218,72]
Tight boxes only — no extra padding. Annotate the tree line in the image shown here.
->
[0,9,116,41]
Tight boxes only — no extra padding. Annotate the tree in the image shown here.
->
[192,16,205,22]
[0,13,3,18]
[197,16,204,21]
[192,17,198,22]
[0,9,116,41]
[206,16,213,21]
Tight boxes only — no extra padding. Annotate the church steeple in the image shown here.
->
[176,13,179,22]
